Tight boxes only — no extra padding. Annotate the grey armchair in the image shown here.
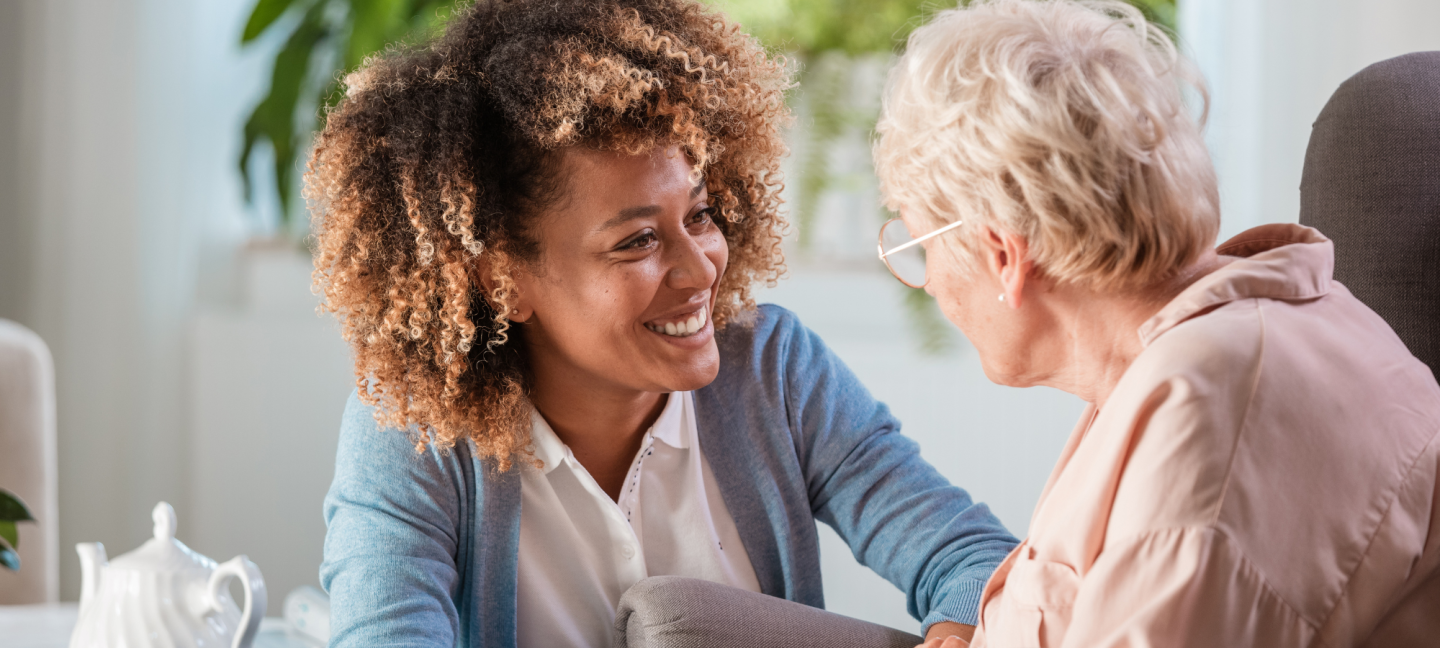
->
[1299,51,1440,374]
[1297,50,1440,645]
[615,576,923,648]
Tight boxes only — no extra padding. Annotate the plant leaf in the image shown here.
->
[409,0,459,33]
[1124,0,1179,34]
[0,521,16,551]
[243,0,303,43]
[346,0,409,71]
[0,546,19,571]
[239,0,467,231]
[238,1,330,221]
[705,0,1174,55]
[0,489,34,522]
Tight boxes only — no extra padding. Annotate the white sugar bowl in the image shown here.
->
[70,502,266,648]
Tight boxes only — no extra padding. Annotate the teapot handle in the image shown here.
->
[207,555,267,648]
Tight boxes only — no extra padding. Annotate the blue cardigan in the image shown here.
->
[321,305,1018,647]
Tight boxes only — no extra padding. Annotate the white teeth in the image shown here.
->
[648,306,709,338]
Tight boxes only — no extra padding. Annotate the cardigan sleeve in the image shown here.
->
[321,391,469,648]
[771,307,1020,629]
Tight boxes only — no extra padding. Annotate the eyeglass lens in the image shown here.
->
[881,219,928,287]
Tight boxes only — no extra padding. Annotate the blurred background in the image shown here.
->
[0,0,1437,633]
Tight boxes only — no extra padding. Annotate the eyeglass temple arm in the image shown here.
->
[877,219,964,259]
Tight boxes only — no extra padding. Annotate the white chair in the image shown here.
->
[0,319,58,604]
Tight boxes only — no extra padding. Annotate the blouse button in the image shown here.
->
[621,544,637,559]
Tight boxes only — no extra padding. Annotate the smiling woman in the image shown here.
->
[307,0,789,467]
[502,147,729,499]
[306,1,1018,646]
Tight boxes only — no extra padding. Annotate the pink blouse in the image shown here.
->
[970,224,1440,648]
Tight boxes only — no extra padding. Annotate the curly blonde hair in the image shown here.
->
[306,0,791,469]
[875,0,1218,291]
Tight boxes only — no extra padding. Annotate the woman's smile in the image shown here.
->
[644,303,709,339]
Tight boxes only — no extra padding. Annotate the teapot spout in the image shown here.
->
[75,543,107,617]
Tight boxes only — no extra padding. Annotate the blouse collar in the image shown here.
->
[527,391,690,474]
[1138,223,1335,346]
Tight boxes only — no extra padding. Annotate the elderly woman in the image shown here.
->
[309,0,1017,646]
[874,1,1440,646]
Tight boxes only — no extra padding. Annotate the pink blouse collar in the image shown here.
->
[1138,223,1335,346]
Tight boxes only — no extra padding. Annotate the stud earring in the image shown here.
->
[998,294,1005,302]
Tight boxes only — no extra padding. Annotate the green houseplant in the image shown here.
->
[239,0,465,231]
[0,488,35,571]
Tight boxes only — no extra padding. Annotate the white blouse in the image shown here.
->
[515,391,761,648]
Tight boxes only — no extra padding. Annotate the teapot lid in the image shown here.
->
[108,502,218,572]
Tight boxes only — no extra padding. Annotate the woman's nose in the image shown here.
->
[664,231,717,290]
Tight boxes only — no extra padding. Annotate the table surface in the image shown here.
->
[0,603,316,648]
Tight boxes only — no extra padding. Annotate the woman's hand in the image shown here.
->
[916,636,970,648]
[918,621,973,648]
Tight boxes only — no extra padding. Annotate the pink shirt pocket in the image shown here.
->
[994,550,1082,648]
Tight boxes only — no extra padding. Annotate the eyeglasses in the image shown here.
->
[876,218,964,288]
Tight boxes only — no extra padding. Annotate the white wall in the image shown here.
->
[0,1,30,322]
[0,0,275,601]
[189,251,353,603]
[6,0,156,602]
[1180,0,1440,242]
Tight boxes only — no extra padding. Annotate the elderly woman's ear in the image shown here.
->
[978,228,1032,309]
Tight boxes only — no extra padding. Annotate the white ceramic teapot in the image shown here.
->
[70,502,266,648]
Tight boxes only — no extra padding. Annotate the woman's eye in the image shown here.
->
[620,231,657,251]
[690,207,716,226]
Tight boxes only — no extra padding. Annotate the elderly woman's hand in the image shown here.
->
[916,635,970,648]
[917,622,973,648]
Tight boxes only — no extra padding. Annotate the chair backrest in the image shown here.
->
[0,319,59,603]
[615,576,922,648]
[1299,51,1440,375]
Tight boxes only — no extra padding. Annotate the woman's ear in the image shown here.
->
[472,253,534,322]
[980,228,1032,309]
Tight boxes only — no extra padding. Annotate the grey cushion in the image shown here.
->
[1299,51,1440,375]
[614,576,923,648]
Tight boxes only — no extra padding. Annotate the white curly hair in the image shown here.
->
[875,0,1219,291]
